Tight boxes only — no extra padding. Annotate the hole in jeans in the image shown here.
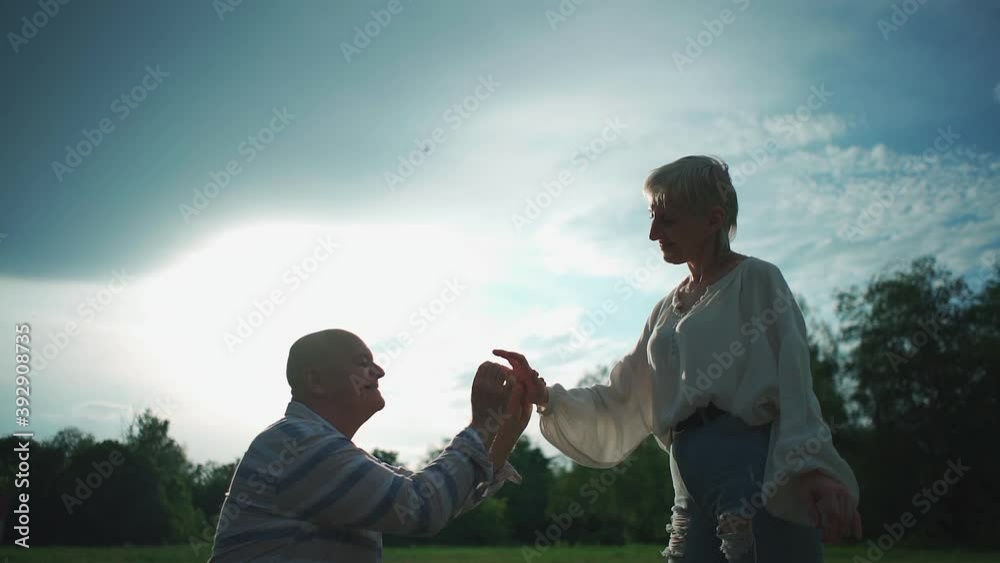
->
[717,511,754,561]
[662,504,690,560]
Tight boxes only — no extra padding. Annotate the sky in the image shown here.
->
[1,0,998,467]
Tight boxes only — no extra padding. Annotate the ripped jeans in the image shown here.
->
[664,413,822,563]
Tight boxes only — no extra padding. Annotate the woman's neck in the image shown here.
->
[688,247,735,286]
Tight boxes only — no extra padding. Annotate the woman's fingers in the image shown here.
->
[805,474,857,543]
[493,349,531,371]
[816,494,839,542]
[490,351,548,404]
[806,497,821,529]
[493,350,543,392]
[835,493,848,541]
[839,491,852,542]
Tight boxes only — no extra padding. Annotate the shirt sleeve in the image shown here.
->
[453,460,523,517]
[752,263,860,512]
[368,439,521,519]
[276,426,502,537]
[537,299,664,468]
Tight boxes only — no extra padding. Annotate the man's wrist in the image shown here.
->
[489,434,515,472]
[470,422,496,448]
[489,448,507,470]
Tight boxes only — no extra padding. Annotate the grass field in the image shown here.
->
[0,545,996,562]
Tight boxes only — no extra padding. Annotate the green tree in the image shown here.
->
[189,460,238,527]
[495,437,552,544]
[123,410,203,543]
[800,298,849,428]
[835,255,999,546]
[47,427,96,461]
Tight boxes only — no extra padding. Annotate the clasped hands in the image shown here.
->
[469,361,528,469]
[468,350,551,467]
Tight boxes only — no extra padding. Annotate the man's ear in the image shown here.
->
[303,367,328,395]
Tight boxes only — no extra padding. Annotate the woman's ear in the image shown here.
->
[708,205,727,232]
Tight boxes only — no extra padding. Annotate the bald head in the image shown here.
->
[286,329,363,394]
[284,328,387,437]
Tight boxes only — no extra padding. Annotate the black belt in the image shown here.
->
[675,403,727,433]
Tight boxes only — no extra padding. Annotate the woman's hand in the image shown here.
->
[802,471,863,543]
[493,349,548,406]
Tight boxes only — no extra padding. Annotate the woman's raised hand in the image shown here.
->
[492,349,549,406]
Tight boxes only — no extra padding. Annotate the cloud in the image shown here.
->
[741,141,1000,317]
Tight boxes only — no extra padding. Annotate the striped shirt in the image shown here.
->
[209,401,521,562]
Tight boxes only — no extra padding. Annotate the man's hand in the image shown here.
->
[493,349,548,406]
[489,380,532,468]
[470,361,514,446]
[802,471,863,543]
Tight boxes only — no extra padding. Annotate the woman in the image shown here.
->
[495,155,861,562]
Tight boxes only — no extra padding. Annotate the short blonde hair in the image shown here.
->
[643,155,739,253]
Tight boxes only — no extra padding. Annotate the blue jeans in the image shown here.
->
[665,413,822,562]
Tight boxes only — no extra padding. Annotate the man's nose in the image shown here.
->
[372,364,386,378]
[649,222,661,241]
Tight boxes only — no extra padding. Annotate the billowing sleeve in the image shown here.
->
[538,299,663,468]
[752,263,860,519]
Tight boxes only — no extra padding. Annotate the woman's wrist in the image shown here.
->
[537,385,550,406]
[535,386,553,414]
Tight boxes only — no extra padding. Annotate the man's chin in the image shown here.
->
[361,396,385,421]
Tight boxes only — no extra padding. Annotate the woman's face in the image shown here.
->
[648,200,721,264]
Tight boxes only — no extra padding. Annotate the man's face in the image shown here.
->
[311,334,386,417]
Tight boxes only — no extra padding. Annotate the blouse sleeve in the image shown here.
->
[752,263,860,511]
[537,299,664,468]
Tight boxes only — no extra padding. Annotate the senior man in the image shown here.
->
[210,329,528,562]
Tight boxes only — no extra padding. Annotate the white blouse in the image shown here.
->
[538,256,860,527]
